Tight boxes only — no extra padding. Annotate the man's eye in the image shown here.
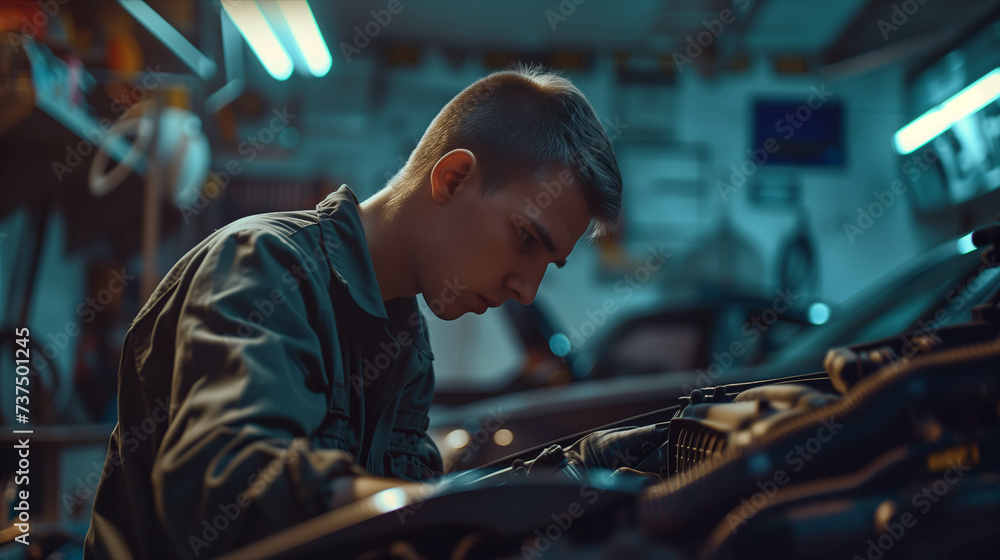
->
[519,228,537,246]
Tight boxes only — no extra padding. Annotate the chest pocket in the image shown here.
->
[384,406,435,481]
[380,344,440,480]
[314,380,357,455]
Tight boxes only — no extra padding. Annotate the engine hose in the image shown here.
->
[636,339,1000,536]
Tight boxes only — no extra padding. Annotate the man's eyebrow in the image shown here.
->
[531,219,567,269]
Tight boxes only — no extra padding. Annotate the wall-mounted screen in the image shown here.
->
[752,100,845,166]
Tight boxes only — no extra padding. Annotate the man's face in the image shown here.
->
[417,159,592,320]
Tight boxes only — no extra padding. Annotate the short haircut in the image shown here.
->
[399,64,623,240]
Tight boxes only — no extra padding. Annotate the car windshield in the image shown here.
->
[770,235,998,364]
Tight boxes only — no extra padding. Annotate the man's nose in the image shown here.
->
[514,284,538,306]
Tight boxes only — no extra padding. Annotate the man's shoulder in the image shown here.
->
[130,209,333,323]
[197,207,349,272]
[213,200,364,259]
[216,208,322,244]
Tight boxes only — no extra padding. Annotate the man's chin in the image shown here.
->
[430,305,468,321]
[419,297,462,321]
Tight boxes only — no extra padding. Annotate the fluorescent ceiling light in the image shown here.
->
[276,1,332,77]
[956,232,977,255]
[893,68,1000,155]
[221,0,293,81]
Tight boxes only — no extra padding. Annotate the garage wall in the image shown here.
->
[293,52,928,388]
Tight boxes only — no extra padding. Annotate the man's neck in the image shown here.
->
[358,187,418,302]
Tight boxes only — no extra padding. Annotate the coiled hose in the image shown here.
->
[637,338,1000,535]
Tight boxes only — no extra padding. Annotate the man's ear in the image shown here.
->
[429,149,476,204]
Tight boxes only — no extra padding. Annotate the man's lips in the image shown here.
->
[475,294,499,314]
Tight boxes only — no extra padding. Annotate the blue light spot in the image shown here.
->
[549,333,571,357]
[279,126,300,149]
[808,302,830,325]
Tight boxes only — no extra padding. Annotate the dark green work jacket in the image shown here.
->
[83,185,443,560]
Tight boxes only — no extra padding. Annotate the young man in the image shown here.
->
[83,66,622,559]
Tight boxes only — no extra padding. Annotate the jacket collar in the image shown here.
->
[315,185,435,360]
[315,185,389,323]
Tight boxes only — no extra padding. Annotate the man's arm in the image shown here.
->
[150,229,410,557]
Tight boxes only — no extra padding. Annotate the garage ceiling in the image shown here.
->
[323,0,747,51]
[743,0,867,52]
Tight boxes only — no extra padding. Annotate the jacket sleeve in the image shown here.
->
[151,228,367,558]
